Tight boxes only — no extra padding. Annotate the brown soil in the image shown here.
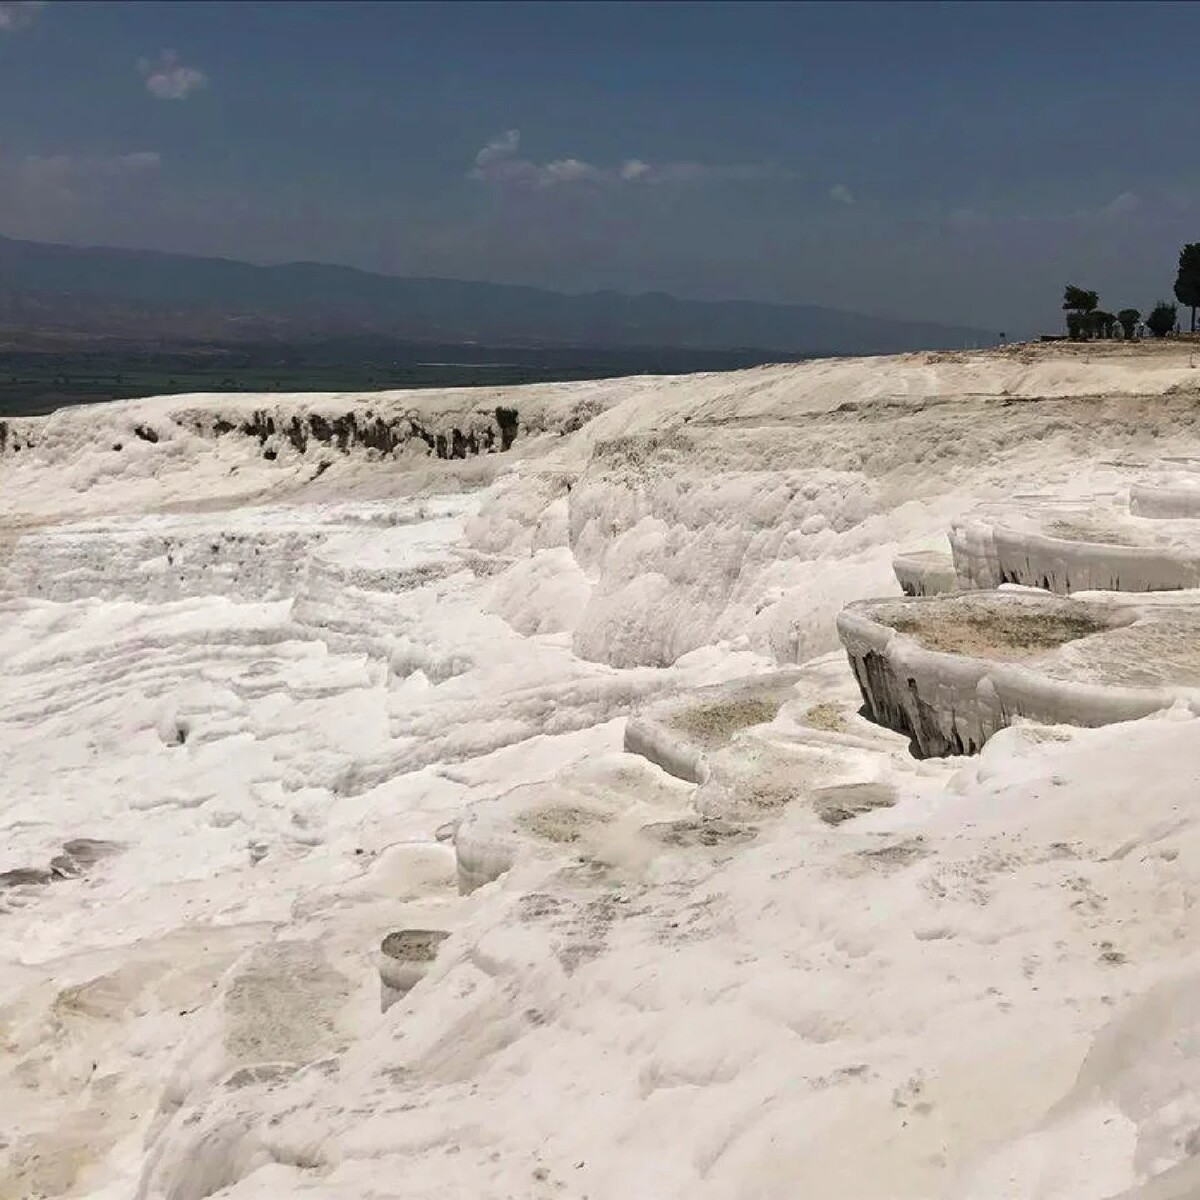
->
[641,818,758,848]
[856,838,930,870]
[803,702,848,733]
[1046,520,1139,547]
[516,804,609,844]
[669,696,783,746]
[380,929,450,963]
[813,782,897,826]
[889,606,1111,660]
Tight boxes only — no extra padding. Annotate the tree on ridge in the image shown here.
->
[1174,243,1200,334]
[1063,284,1099,339]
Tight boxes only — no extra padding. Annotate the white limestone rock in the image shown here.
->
[622,670,801,783]
[892,549,959,596]
[451,754,691,893]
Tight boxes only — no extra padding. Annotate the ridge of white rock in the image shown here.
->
[10,344,1200,1200]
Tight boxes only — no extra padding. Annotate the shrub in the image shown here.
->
[1117,308,1140,339]
[1146,301,1178,338]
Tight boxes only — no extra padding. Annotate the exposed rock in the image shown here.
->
[1,839,121,888]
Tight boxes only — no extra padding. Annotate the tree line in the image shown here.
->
[1062,243,1200,340]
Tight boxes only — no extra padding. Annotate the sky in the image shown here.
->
[1,0,1198,334]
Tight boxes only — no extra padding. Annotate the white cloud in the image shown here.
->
[138,50,208,100]
[830,183,855,205]
[540,158,603,185]
[474,129,521,169]
[470,131,604,187]
[0,1,44,32]
[1095,191,1141,219]
[469,129,789,189]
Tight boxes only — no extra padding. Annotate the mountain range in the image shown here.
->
[0,234,994,357]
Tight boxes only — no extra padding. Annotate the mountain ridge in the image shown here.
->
[0,233,995,357]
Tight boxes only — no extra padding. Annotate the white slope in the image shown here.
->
[3,342,1200,1199]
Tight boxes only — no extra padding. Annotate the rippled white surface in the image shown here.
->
[5,348,1200,1199]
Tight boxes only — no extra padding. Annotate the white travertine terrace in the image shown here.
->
[838,590,1200,757]
[892,548,959,596]
[949,506,1200,593]
[1129,461,1200,518]
[10,345,1200,1199]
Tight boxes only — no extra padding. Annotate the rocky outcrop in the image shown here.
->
[0,397,534,465]
[224,407,514,460]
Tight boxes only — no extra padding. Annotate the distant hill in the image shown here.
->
[0,234,994,358]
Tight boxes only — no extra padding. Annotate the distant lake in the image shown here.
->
[0,341,815,418]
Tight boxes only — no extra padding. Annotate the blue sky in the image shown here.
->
[1,1,1197,332]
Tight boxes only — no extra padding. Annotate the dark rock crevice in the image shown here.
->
[215,407,521,461]
[496,406,519,451]
[0,838,122,890]
[0,404,524,463]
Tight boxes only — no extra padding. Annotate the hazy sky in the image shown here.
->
[1,0,1197,333]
